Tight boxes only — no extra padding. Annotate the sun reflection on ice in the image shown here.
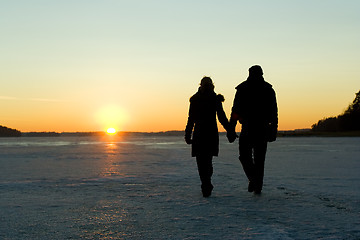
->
[99,137,125,178]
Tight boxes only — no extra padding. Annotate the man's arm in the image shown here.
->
[227,90,241,143]
[267,89,278,142]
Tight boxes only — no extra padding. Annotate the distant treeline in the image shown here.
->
[0,125,21,137]
[312,90,360,132]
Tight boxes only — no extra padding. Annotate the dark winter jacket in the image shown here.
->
[230,77,278,141]
[185,89,229,157]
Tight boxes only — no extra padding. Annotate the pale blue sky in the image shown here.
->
[1,0,359,131]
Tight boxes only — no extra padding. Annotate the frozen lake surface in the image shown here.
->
[0,135,359,239]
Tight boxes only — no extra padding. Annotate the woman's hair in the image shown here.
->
[200,76,214,91]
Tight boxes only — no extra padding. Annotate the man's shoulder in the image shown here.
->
[235,80,275,95]
[264,81,273,88]
[235,81,247,90]
[264,82,277,94]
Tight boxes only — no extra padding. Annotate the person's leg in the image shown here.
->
[239,135,256,191]
[196,155,214,197]
[253,141,267,194]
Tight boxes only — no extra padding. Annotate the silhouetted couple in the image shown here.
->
[185,65,278,197]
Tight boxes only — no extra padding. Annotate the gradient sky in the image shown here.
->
[1,1,359,132]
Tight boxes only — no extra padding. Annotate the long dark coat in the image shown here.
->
[185,89,229,157]
[231,77,278,141]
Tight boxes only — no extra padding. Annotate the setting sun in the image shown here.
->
[94,105,129,132]
[107,128,117,134]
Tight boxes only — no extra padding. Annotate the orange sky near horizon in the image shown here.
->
[1,1,359,133]
[1,80,356,133]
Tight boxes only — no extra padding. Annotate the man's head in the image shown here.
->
[249,65,263,77]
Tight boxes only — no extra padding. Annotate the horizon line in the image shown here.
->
[22,129,312,134]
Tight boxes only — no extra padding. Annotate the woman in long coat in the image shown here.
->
[185,77,229,197]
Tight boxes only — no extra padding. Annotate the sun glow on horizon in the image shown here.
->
[106,128,117,134]
[95,105,129,133]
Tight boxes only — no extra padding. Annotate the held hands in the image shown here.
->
[227,117,238,143]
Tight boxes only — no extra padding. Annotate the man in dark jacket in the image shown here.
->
[185,77,229,197]
[227,65,278,194]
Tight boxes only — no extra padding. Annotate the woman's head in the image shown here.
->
[199,76,214,92]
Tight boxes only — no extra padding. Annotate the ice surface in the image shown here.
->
[0,136,359,239]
